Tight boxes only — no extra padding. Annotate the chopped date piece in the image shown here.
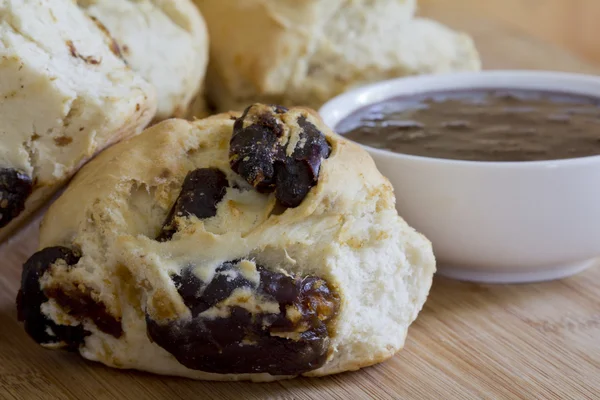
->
[147,313,330,375]
[17,247,88,350]
[170,266,206,313]
[147,260,339,375]
[17,246,123,348]
[294,116,333,176]
[171,260,254,316]
[274,158,315,209]
[45,286,123,338]
[230,110,283,193]
[157,168,229,241]
[229,104,331,208]
[0,168,33,228]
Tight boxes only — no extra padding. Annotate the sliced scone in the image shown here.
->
[0,0,156,241]
[195,0,480,111]
[78,0,209,120]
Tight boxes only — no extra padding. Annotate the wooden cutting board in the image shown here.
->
[1,14,600,400]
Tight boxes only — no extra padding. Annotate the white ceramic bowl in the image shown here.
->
[320,70,600,283]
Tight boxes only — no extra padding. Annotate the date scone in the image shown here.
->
[0,0,156,241]
[77,0,208,120]
[17,104,435,381]
[195,0,480,111]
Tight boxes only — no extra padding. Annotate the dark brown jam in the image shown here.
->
[336,89,600,162]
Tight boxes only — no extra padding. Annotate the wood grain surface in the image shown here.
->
[421,0,600,65]
[2,12,600,400]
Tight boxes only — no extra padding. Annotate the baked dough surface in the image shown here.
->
[78,0,208,120]
[0,0,156,241]
[195,0,480,111]
[18,105,435,381]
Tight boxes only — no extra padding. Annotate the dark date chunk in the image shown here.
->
[230,104,331,208]
[0,168,33,228]
[157,168,229,241]
[147,260,339,375]
[170,260,252,316]
[17,246,123,349]
[16,247,87,350]
[44,286,123,339]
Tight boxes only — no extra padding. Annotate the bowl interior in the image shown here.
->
[320,70,600,167]
[319,70,600,129]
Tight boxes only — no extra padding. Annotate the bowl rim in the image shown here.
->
[318,70,600,168]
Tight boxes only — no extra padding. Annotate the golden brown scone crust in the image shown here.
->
[24,106,434,381]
